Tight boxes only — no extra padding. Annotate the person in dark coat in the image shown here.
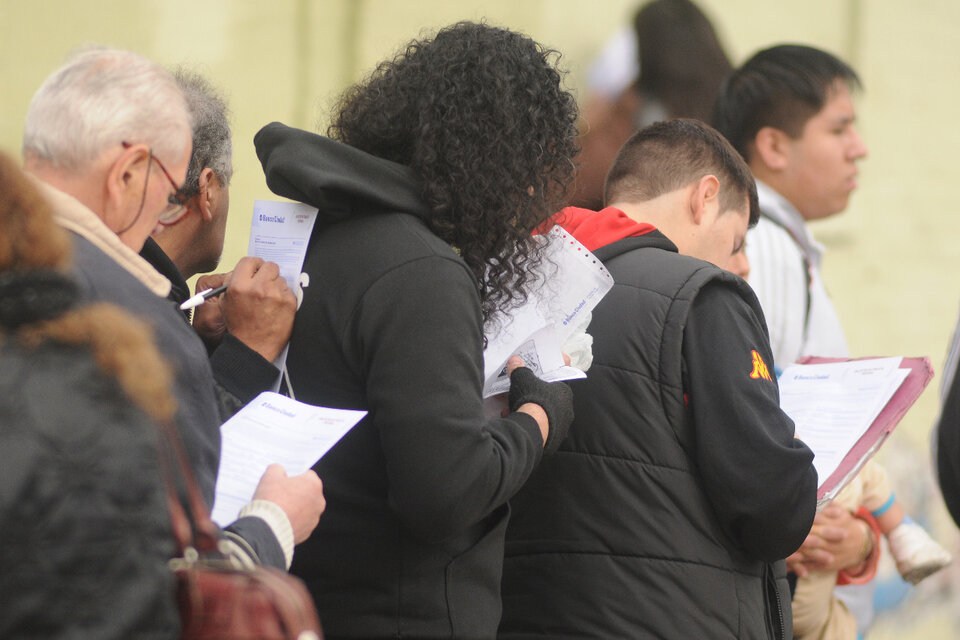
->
[140,68,295,419]
[937,320,960,529]
[0,149,179,638]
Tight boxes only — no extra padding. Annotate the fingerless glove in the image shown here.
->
[508,366,574,455]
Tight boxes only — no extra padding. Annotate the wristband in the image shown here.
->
[837,507,882,585]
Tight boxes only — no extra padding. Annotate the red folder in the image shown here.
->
[796,356,934,510]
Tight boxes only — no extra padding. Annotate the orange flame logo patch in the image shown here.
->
[749,350,773,382]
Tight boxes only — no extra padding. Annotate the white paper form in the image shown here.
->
[247,201,319,385]
[778,357,908,486]
[482,227,614,397]
[248,200,319,292]
[211,392,366,527]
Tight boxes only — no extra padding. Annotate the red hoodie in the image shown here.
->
[540,206,656,251]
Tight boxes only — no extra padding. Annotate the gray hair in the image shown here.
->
[23,47,190,173]
[173,68,233,197]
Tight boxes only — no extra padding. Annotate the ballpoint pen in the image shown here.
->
[179,284,228,311]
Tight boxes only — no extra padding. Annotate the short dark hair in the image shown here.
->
[605,118,759,226]
[711,44,861,162]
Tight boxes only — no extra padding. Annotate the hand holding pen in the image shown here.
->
[180,284,228,311]
[191,257,297,362]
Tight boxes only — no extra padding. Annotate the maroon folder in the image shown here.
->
[795,356,934,510]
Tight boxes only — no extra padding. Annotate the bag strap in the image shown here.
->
[155,419,221,555]
[760,211,813,339]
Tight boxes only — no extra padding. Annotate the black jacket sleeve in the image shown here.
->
[682,281,817,561]
[223,516,286,569]
[210,333,281,420]
[937,354,960,530]
[350,253,544,543]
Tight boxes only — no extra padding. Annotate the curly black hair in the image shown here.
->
[329,21,579,326]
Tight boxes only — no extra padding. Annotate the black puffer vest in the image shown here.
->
[501,233,791,639]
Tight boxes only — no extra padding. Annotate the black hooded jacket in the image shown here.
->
[255,122,546,639]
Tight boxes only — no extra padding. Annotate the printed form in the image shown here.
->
[482,226,614,397]
[778,357,909,487]
[246,200,319,382]
[211,392,366,527]
[248,200,319,298]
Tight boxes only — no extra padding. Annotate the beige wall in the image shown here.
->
[3,0,960,634]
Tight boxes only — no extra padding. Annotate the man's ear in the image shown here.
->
[689,175,720,224]
[195,167,219,222]
[752,126,791,172]
[103,143,148,228]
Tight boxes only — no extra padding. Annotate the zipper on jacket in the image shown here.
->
[764,563,786,640]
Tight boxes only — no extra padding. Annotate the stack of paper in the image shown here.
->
[481,226,614,397]
[779,357,908,487]
[778,356,934,510]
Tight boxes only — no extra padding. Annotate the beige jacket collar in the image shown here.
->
[37,179,172,297]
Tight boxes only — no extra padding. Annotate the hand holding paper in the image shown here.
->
[482,227,613,396]
[211,392,366,527]
[507,359,574,454]
[211,257,298,363]
[252,463,326,544]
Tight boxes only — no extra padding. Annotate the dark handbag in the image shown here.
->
[158,420,323,639]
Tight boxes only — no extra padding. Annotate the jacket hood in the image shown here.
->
[254,122,429,224]
[546,205,676,259]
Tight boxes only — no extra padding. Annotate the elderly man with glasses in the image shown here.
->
[21,47,325,571]
[139,68,297,420]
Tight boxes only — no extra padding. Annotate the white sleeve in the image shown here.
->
[744,218,809,369]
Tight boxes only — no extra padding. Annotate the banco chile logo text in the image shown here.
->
[259,214,286,223]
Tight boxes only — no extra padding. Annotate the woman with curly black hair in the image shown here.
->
[255,21,578,638]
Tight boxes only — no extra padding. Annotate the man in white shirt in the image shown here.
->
[712,44,866,370]
[713,44,951,638]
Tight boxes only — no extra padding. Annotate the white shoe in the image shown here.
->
[887,521,953,584]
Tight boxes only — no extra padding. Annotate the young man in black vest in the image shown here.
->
[501,119,818,639]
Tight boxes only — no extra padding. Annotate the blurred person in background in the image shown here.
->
[573,0,733,209]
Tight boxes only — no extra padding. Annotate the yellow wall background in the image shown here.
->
[3,0,960,635]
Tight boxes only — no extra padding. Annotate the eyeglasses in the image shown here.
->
[121,141,189,224]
